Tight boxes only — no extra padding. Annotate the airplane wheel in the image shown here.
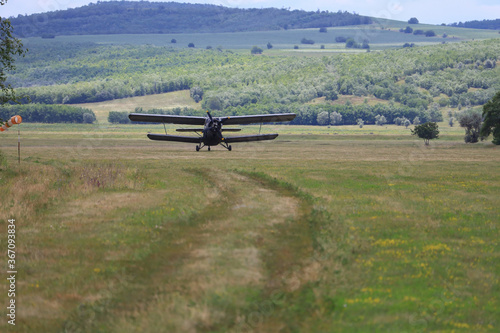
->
[196,145,200,151]
[228,145,232,151]
[208,147,211,151]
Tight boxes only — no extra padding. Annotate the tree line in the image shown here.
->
[10,1,371,37]
[0,104,96,123]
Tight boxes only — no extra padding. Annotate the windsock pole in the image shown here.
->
[0,115,22,132]
[18,129,21,165]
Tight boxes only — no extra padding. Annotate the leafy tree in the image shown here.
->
[425,30,436,37]
[411,122,439,145]
[188,42,195,48]
[375,114,387,126]
[480,91,500,144]
[1,0,27,109]
[108,111,130,124]
[190,86,204,103]
[357,118,364,128]
[266,42,273,49]
[316,111,329,125]
[83,112,95,124]
[326,91,338,101]
[457,108,483,143]
[330,111,342,125]
[413,116,421,125]
[408,17,419,24]
[404,26,413,33]
[403,118,411,128]
[301,38,315,45]
[250,46,263,55]
[319,27,327,33]
[171,39,177,43]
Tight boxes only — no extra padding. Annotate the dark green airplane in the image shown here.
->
[129,111,296,151]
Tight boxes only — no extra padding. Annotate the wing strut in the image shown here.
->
[163,122,167,135]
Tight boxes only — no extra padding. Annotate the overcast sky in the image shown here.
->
[1,0,499,24]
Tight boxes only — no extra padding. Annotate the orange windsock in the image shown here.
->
[0,115,22,132]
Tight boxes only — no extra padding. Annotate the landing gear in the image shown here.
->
[220,141,232,151]
[196,145,200,151]
[208,147,211,151]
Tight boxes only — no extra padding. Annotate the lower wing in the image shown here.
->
[224,134,278,143]
[147,134,201,143]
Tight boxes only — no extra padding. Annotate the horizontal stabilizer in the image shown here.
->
[175,128,242,132]
[224,134,278,143]
[147,133,201,143]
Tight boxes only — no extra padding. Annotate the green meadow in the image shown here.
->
[22,21,500,51]
[0,122,498,332]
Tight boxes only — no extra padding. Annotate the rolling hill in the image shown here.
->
[10,1,372,37]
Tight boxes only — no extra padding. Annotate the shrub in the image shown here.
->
[411,122,439,145]
[108,111,130,124]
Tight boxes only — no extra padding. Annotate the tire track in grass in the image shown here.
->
[63,168,321,332]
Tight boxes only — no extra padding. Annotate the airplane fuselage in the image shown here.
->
[202,117,224,146]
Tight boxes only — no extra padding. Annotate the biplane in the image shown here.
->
[128,111,296,151]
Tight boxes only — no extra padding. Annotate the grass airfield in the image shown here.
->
[0,123,499,332]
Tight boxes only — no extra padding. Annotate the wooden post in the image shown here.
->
[18,129,20,165]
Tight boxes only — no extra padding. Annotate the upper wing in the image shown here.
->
[221,113,296,125]
[147,133,201,143]
[223,134,278,143]
[129,113,205,125]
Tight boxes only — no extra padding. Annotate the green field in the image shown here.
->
[0,123,499,332]
[22,21,500,52]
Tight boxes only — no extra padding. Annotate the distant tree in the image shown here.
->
[320,45,325,49]
[413,30,425,35]
[408,17,419,24]
[404,26,413,33]
[357,118,364,128]
[345,38,358,48]
[411,122,439,145]
[330,111,342,125]
[190,86,203,103]
[403,118,411,128]
[361,40,370,49]
[458,108,483,143]
[335,36,347,43]
[403,43,415,48]
[319,27,327,33]
[375,114,387,126]
[413,116,421,125]
[317,111,329,125]
[449,117,455,127]
[480,91,500,145]
[326,91,338,101]
[250,46,263,54]
[108,111,130,124]
[301,38,315,45]
[425,30,436,37]
[171,38,177,43]
[294,45,299,49]
[188,42,195,48]
[82,112,95,124]
[206,46,212,50]
[207,97,222,110]
[267,42,273,49]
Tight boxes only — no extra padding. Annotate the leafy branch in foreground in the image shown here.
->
[1,1,27,106]
[480,91,500,145]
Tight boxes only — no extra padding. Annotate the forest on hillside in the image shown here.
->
[4,38,499,125]
[10,1,372,37]
[448,19,500,30]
